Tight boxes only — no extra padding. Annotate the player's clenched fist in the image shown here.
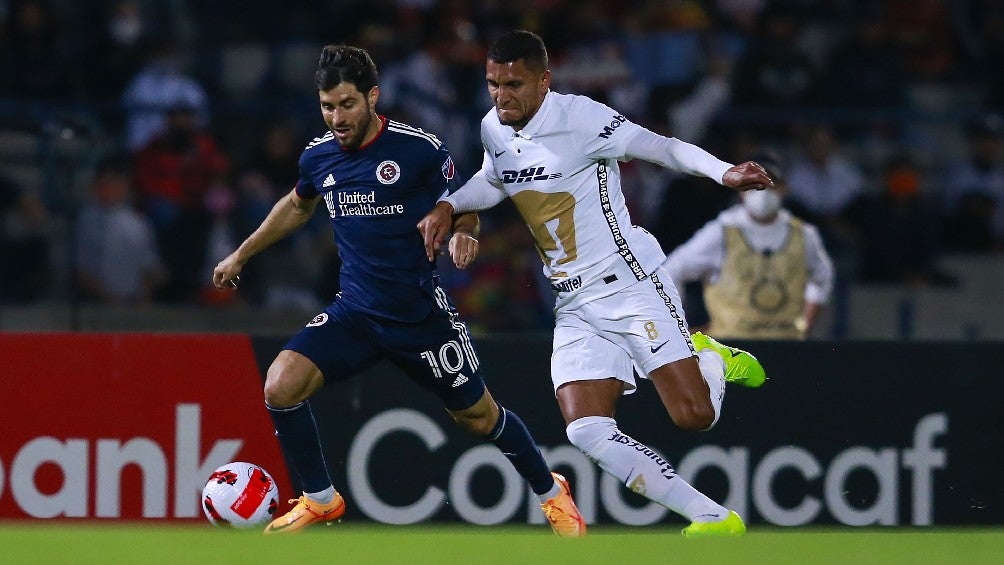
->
[723,161,774,192]
[449,232,479,270]
[212,252,244,290]
[417,201,455,262]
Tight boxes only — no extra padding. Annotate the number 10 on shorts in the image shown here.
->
[420,340,470,379]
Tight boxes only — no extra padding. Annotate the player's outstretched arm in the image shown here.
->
[448,212,480,269]
[722,161,774,192]
[212,188,319,290]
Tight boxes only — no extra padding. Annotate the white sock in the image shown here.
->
[537,481,562,504]
[566,416,727,522]
[304,486,335,505]
[697,349,726,429]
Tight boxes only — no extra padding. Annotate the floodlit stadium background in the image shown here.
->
[2,0,1003,338]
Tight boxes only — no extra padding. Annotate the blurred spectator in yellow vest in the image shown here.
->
[663,152,834,339]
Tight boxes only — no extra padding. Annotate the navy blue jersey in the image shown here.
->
[296,117,458,322]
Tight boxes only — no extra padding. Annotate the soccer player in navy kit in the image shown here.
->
[213,44,584,535]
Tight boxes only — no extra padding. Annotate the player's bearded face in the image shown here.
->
[319,83,380,150]
[486,59,550,130]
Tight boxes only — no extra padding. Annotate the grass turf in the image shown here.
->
[2,523,1002,564]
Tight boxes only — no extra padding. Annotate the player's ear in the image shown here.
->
[368,85,380,109]
[540,69,551,93]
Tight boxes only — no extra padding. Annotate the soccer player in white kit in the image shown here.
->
[419,30,773,536]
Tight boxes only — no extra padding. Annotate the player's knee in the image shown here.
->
[263,364,305,408]
[670,399,716,431]
[263,377,291,408]
[472,418,495,436]
[449,393,499,436]
[458,413,496,437]
[566,416,617,454]
[263,352,324,408]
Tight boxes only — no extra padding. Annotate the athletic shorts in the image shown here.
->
[284,287,486,411]
[551,267,696,394]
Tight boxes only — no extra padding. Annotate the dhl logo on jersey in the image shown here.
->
[500,166,563,184]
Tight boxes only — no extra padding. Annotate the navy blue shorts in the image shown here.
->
[284,288,486,411]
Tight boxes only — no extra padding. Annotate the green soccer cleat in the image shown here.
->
[682,510,747,537]
[691,332,766,388]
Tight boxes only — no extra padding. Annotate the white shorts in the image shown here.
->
[550,268,696,394]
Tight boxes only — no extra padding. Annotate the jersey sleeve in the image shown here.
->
[441,151,506,212]
[569,96,647,161]
[440,133,507,211]
[623,129,732,184]
[294,152,319,199]
[567,95,732,183]
[428,143,459,199]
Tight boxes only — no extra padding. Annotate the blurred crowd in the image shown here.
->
[1,0,1003,334]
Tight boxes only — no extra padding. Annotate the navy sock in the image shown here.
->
[266,401,333,494]
[487,405,554,495]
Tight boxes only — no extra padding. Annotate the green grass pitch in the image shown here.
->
[2,523,1002,564]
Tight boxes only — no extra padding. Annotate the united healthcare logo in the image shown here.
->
[324,190,406,218]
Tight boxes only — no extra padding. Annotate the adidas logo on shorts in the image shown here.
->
[451,373,469,388]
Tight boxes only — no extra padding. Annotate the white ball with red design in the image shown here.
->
[201,461,279,528]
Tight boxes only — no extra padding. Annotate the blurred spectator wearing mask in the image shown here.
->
[663,153,834,339]
[133,101,229,302]
[75,156,164,304]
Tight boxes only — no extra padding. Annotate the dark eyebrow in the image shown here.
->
[490,78,523,87]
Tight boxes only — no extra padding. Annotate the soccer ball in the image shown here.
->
[202,461,279,528]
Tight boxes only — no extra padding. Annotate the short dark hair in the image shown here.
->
[314,44,378,93]
[487,30,548,72]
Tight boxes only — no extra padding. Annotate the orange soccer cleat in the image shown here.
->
[541,472,586,538]
[263,492,346,534]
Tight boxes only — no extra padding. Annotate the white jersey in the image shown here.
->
[454,91,730,310]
